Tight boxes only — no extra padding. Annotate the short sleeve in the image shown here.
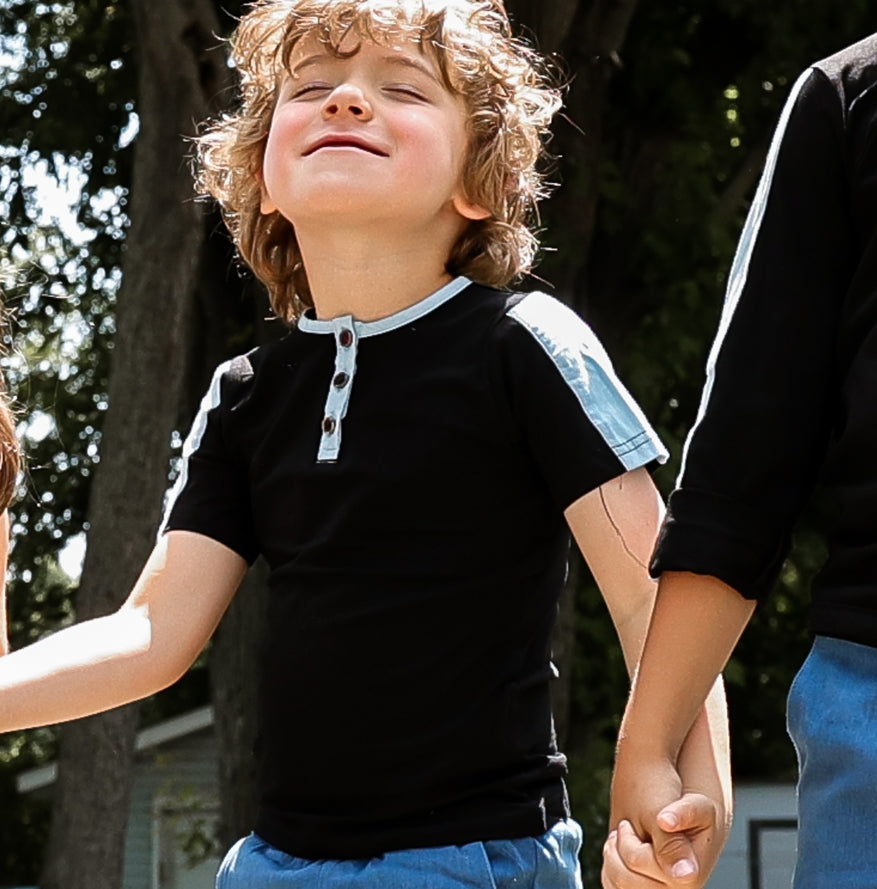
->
[160,355,260,564]
[495,291,668,510]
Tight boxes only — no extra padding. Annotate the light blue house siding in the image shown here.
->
[18,707,222,889]
[706,783,797,889]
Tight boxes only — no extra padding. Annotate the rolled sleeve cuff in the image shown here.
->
[649,488,791,601]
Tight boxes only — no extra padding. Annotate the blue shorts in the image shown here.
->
[787,635,877,889]
[216,819,583,889]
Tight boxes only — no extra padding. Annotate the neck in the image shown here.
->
[295,218,465,322]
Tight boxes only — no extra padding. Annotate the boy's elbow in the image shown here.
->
[145,633,205,695]
[118,606,200,696]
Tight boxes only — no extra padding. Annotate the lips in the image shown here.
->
[303,135,389,157]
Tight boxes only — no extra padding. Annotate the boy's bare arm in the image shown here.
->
[564,471,733,887]
[608,571,754,885]
[0,530,246,732]
[564,470,663,677]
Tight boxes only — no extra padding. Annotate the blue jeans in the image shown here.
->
[787,635,877,889]
[216,819,583,888]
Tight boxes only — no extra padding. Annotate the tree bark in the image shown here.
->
[39,2,229,887]
[209,559,269,850]
[531,0,640,313]
[508,0,640,749]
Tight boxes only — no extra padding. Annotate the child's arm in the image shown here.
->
[0,530,246,731]
[0,511,10,656]
[606,571,754,886]
[564,469,733,887]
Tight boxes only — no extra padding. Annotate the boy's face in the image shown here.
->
[260,32,488,232]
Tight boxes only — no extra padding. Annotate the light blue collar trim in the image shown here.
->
[297,276,471,338]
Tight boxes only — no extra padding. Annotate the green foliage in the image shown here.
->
[1,0,134,603]
[156,785,222,869]
[0,1,250,877]
[0,0,135,174]
[0,2,136,877]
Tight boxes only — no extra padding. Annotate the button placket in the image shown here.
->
[317,318,358,463]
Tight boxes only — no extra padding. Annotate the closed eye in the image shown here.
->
[384,85,428,101]
[289,83,332,99]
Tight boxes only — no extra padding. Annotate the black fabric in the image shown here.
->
[164,282,659,858]
[651,35,877,647]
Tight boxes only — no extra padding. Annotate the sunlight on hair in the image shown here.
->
[194,0,562,321]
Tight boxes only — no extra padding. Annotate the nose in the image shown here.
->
[322,83,373,121]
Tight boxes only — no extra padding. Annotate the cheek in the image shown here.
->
[433,117,471,179]
[259,145,281,213]
[260,116,301,214]
[403,119,466,177]
[262,111,304,175]
[261,128,281,185]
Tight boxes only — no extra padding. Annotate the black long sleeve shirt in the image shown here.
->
[652,35,877,648]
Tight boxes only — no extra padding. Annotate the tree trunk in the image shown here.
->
[210,559,269,850]
[508,0,640,749]
[529,0,640,314]
[39,2,229,887]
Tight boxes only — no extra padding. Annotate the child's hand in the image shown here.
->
[603,786,724,888]
[606,751,726,887]
[603,820,667,887]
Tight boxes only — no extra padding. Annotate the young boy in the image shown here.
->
[607,33,877,889]
[1,2,729,886]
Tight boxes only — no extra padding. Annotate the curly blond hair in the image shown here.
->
[196,0,562,322]
[0,383,18,512]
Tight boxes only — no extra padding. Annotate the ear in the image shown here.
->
[452,193,491,221]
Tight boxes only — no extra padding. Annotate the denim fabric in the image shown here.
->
[216,819,583,889]
[787,635,877,888]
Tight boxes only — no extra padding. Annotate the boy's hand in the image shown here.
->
[603,821,664,887]
[605,756,724,888]
[602,796,721,888]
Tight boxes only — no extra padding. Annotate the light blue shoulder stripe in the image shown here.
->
[158,357,234,539]
[507,292,668,471]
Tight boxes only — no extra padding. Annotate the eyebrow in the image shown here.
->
[288,50,441,84]
[289,53,331,77]
[379,53,441,84]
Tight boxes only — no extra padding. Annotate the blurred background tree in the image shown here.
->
[1,0,875,883]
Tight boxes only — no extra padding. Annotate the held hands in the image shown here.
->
[602,757,726,889]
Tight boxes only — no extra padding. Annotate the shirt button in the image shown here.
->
[322,416,337,435]
[333,372,350,388]
[338,328,353,348]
